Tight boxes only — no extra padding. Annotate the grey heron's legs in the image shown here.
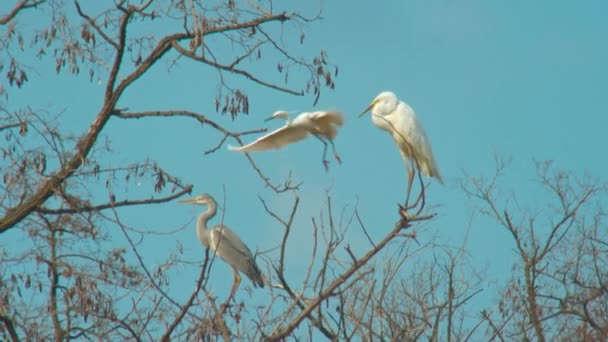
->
[222,267,241,312]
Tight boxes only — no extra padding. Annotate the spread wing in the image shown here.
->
[309,110,344,139]
[311,110,344,126]
[229,125,311,152]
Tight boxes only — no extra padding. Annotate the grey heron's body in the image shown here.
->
[182,194,264,288]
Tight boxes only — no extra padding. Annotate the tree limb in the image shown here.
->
[0,314,20,342]
[36,185,192,214]
[0,0,46,25]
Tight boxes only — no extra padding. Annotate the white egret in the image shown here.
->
[179,194,264,300]
[229,110,345,170]
[359,91,442,198]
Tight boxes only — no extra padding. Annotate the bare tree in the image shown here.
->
[0,0,342,340]
[465,159,608,341]
[1,1,441,341]
[8,1,603,341]
[0,0,338,232]
[249,181,435,340]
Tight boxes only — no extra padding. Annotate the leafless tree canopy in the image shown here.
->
[465,159,608,341]
[1,1,606,341]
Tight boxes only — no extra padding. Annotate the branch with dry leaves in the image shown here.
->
[113,109,300,193]
[1,1,332,232]
[0,0,46,26]
[0,314,19,342]
[0,3,139,231]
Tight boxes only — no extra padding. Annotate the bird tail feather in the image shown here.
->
[247,262,265,288]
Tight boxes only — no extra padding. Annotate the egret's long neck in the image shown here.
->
[196,201,217,248]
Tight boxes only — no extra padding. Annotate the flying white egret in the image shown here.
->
[179,194,264,301]
[359,91,442,198]
[229,110,345,171]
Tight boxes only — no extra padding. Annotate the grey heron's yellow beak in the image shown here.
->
[358,99,378,118]
[179,197,199,204]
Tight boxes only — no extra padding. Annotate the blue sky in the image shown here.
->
[135,0,607,321]
[6,0,608,335]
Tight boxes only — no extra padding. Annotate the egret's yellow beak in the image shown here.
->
[179,197,198,204]
[358,99,378,118]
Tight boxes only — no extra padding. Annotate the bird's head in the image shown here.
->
[179,193,215,207]
[358,91,399,118]
[264,110,290,122]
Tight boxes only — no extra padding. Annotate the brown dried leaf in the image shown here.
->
[154,171,165,193]
[19,122,27,136]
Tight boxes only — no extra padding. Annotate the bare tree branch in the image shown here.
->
[0,314,19,342]
[171,41,303,96]
[268,212,429,340]
[0,0,46,25]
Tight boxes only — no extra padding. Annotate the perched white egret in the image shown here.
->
[229,110,345,170]
[179,194,264,300]
[359,91,442,197]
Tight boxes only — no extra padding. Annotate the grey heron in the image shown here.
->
[180,194,264,300]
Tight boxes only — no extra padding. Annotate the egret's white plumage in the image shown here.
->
[360,91,442,188]
[230,110,344,169]
[179,194,264,298]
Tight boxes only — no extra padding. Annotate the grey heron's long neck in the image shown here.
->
[196,201,217,248]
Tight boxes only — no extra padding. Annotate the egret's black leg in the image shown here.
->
[405,160,415,208]
[313,134,330,171]
[328,139,342,164]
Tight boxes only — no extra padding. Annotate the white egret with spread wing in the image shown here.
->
[359,91,442,198]
[229,110,344,170]
[179,194,264,301]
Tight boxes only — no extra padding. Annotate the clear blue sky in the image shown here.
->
[7,0,608,335]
